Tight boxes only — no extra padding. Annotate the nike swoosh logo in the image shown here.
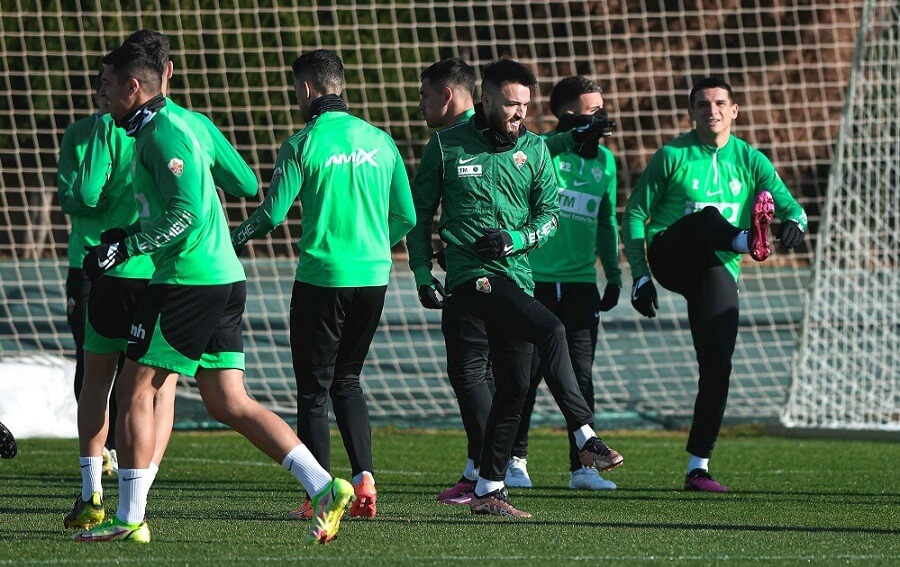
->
[127,340,138,344]
[594,311,601,318]
[459,156,477,164]
[573,180,589,187]
[80,464,90,469]
[632,288,639,302]
[122,476,141,482]
[502,244,514,255]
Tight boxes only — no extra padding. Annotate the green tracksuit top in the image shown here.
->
[623,130,808,281]
[407,116,559,294]
[57,114,104,267]
[530,137,622,286]
[231,110,415,287]
[124,103,254,285]
[72,113,154,279]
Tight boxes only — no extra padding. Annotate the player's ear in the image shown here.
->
[731,103,739,120]
[442,86,453,105]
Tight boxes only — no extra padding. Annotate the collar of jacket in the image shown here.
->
[118,93,166,136]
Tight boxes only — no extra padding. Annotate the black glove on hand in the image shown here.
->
[417,278,449,309]
[630,276,658,318]
[99,227,128,244]
[777,220,804,249]
[83,241,129,281]
[598,284,621,312]
[567,109,618,159]
[474,229,514,259]
[433,248,447,271]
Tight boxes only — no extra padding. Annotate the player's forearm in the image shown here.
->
[406,218,436,286]
[542,130,576,158]
[125,205,196,256]
[231,209,278,249]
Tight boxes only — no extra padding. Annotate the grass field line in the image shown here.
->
[4,553,899,565]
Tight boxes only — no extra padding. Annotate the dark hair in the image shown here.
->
[689,76,734,107]
[549,76,602,118]
[101,42,163,93]
[124,29,170,75]
[420,58,476,95]
[481,58,537,94]
[291,49,345,94]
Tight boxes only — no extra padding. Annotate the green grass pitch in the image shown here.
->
[0,427,897,565]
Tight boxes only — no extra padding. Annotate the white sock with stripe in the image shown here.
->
[282,443,332,497]
[80,456,103,500]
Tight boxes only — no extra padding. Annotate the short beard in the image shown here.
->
[488,105,520,147]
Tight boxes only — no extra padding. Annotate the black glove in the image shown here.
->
[630,276,658,318]
[99,227,128,244]
[474,229,514,259]
[777,220,804,249]
[417,278,449,309]
[433,248,447,271]
[598,284,621,312]
[567,109,618,159]
[83,241,129,281]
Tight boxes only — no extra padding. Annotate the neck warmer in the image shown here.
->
[119,93,167,136]
[473,103,523,152]
[308,94,349,121]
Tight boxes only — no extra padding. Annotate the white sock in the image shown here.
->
[474,476,505,497]
[352,471,374,486]
[80,456,103,500]
[116,468,153,525]
[732,231,749,253]
[463,459,478,481]
[687,455,710,474]
[282,444,332,497]
[573,425,597,450]
[147,461,160,485]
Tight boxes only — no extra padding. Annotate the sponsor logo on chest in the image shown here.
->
[558,188,600,219]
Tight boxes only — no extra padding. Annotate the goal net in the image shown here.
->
[781,0,899,432]
[0,1,879,429]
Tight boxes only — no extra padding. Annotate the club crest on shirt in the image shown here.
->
[271,166,283,185]
[592,167,603,182]
[475,277,492,293]
[513,151,527,169]
[167,158,184,177]
[729,179,743,196]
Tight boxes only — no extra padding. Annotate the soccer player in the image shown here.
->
[231,49,415,521]
[56,69,120,477]
[64,29,259,530]
[74,41,353,544]
[622,76,807,492]
[61,64,159,530]
[415,58,496,505]
[0,420,16,459]
[509,76,621,491]
[408,58,623,517]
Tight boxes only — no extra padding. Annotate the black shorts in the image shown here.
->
[84,276,149,355]
[125,281,246,376]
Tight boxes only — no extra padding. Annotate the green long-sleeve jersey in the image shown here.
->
[57,114,104,267]
[530,137,621,286]
[407,116,559,294]
[72,113,154,279]
[623,130,808,281]
[124,103,256,285]
[231,110,415,287]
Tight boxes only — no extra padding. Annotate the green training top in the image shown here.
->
[529,137,621,286]
[57,114,104,267]
[231,110,415,287]
[124,104,248,286]
[622,130,808,281]
[407,114,559,294]
[73,113,154,279]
